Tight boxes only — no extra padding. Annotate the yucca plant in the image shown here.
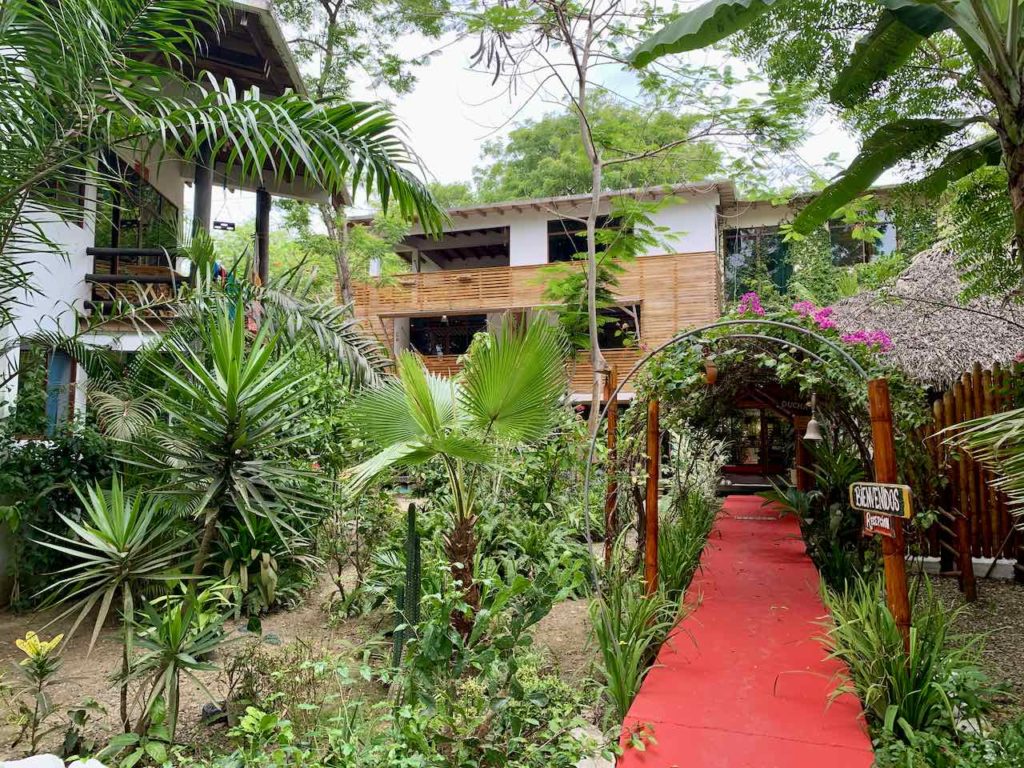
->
[36,476,187,731]
[130,597,225,739]
[822,577,992,740]
[132,300,322,578]
[346,319,568,636]
[590,576,678,722]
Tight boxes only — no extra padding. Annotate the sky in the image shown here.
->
[191,24,887,229]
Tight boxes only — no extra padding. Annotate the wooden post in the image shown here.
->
[644,398,660,595]
[867,378,911,650]
[255,186,272,285]
[603,366,619,570]
[793,415,813,492]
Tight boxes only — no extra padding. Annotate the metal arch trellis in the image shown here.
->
[579,318,871,592]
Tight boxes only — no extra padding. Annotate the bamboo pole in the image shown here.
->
[982,368,1003,555]
[868,379,911,650]
[956,377,976,554]
[603,367,619,570]
[644,398,660,595]
[934,399,954,573]
[970,364,991,557]
[944,390,977,601]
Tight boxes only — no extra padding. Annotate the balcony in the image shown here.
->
[84,247,186,319]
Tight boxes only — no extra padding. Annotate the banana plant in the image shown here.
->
[631,0,1024,269]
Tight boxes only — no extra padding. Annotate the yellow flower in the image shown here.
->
[15,631,63,663]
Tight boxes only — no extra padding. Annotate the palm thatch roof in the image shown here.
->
[831,246,1024,389]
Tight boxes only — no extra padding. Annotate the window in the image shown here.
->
[8,346,75,437]
[548,215,626,263]
[722,226,791,300]
[597,305,640,349]
[409,314,487,356]
[94,151,179,258]
[828,220,896,266]
[38,171,86,228]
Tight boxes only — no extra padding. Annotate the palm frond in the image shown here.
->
[459,318,568,443]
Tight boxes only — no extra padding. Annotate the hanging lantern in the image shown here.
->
[703,357,718,386]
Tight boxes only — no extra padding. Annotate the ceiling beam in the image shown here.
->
[404,229,509,252]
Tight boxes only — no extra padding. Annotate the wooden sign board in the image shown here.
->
[849,482,913,519]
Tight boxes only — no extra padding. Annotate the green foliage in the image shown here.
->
[822,578,994,741]
[657,491,718,605]
[590,577,678,723]
[941,165,1019,301]
[135,301,325,573]
[7,631,65,754]
[875,717,1024,768]
[0,423,115,608]
[38,476,187,649]
[474,96,722,201]
[130,596,226,738]
[5,345,47,437]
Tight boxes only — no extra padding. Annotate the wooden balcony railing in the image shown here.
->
[85,247,185,318]
[357,251,720,397]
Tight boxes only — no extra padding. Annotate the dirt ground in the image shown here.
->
[0,575,595,757]
[927,573,1024,722]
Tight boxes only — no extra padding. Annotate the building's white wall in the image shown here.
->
[645,193,720,255]
[510,212,549,267]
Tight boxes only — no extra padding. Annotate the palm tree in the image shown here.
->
[630,0,1024,273]
[346,319,568,635]
[131,299,322,578]
[0,0,443,331]
[38,476,187,731]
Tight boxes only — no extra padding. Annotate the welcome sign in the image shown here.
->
[849,482,913,520]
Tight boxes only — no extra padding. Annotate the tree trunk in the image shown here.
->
[192,508,219,577]
[320,198,353,304]
[1003,139,1024,275]
[444,506,480,639]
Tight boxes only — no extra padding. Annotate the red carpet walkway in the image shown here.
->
[618,495,875,767]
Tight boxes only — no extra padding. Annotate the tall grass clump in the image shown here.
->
[590,576,677,722]
[658,489,718,605]
[822,577,993,741]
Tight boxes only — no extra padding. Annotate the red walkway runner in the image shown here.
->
[619,495,874,767]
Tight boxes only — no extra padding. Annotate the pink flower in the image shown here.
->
[792,300,816,317]
[737,292,765,316]
[841,329,893,353]
[1013,351,1024,364]
[812,307,836,330]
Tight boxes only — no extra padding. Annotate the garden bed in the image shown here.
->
[927,573,1024,722]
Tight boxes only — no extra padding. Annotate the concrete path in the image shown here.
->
[618,495,875,767]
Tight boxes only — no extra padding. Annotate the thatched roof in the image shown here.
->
[831,246,1024,388]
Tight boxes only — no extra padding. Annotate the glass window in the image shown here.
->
[722,226,791,300]
[828,219,896,266]
[94,151,179,261]
[597,305,640,349]
[409,314,488,356]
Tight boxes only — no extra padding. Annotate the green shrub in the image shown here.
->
[822,578,993,741]
[875,717,1024,768]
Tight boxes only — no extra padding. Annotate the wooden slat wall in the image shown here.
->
[355,251,720,396]
[920,363,1020,574]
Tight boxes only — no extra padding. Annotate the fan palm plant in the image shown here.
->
[346,319,568,634]
[0,0,443,333]
[630,0,1024,270]
[36,476,187,730]
[951,404,1024,515]
[132,299,322,578]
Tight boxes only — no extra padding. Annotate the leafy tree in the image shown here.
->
[428,181,479,208]
[474,96,723,201]
[630,0,1024,289]
[467,0,808,434]
[276,0,451,301]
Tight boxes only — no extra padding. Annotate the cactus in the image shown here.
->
[391,503,421,667]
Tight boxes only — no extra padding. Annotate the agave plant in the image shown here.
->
[36,476,187,730]
[346,319,568,635]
